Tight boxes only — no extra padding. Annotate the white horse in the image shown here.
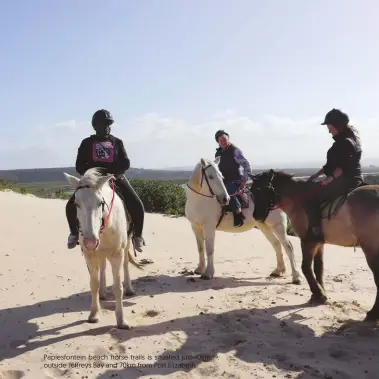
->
[63,167,143,329]
[184,157,302,284]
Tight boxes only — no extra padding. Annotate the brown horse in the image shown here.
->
[248,169,379,322]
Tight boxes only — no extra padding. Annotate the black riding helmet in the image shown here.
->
[92,109,114,137]
[92,109,114,128]
[321,108,349,127]
[215,129,229,142]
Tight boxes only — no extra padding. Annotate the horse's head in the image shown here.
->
[248,169,279,222]
[189,157,230,206]
[63,168,114,251]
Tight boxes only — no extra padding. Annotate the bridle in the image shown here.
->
[187,165,245,201]
[186,165,218,199]
[73,179,116,236]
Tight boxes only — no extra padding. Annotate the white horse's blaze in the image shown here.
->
[63,168,143,329]
[184,157,303,284]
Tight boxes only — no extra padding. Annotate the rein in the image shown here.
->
[186,165,244,199]
[271,182,325,210]
[100,179,116,232]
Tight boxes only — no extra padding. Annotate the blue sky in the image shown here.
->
[1,0,378,169]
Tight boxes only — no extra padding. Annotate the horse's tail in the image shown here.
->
[127,249,144,270]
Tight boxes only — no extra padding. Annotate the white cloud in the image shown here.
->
[2,110,379,170]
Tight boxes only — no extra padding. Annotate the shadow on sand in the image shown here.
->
[94,304,379,379]
[0,272,272,362]
[3,271,377,379]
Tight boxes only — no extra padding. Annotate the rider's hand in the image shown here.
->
[321,177,333,186]
[239,180,247,189]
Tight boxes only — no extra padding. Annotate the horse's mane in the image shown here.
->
[271,170,317,195]
[79,167,112,191]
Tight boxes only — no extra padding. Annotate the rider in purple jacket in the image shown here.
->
[215,130,252,227]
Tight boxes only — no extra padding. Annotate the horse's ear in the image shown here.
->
[63,172,80,188]
[200,158,207,168]
[214,156,221,166]
[268,169,275,183]
[98,174,114,189]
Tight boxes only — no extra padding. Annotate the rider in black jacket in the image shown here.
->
[65,109,146,252]
[303,108,364,242]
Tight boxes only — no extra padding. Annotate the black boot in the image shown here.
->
[304,203,324,243]
[233,212,245,227]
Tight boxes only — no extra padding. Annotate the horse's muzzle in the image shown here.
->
[83,237,99,251]
[217,195,229,206]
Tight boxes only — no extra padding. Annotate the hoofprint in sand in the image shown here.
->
[0,191,378,379]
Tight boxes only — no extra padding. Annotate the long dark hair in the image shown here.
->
[341,124,361,148]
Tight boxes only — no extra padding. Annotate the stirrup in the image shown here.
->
[233,212,245,227]
[132,236,145,252]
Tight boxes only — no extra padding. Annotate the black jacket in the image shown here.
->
[75,134,130,177]
[323,129,363,184]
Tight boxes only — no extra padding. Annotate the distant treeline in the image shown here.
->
[1,165,379,185]
[2,174,379,237]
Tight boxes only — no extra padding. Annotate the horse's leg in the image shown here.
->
[110,252,130,329]
[99,256,107,300]
[87,257,101,323]
[360,246,379,321]
[300,240,327,304]
[258,223,286,278]
[313,244,325,291]
[201,224,216,280]
[123,246,136,297]
[271,221,302,284]
[191,223,206,275]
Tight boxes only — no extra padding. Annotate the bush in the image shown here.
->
[130,179,186,216]
[5,173,378,237]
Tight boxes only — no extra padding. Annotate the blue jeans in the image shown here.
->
[224,181,241,211]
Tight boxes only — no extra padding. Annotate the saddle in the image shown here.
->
[222,187,250,212]
[320,181,368,220]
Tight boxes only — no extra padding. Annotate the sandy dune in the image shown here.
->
[0,190,378,379]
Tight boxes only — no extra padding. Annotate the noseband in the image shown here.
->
[74,179,116,236]
[187,165,217,198]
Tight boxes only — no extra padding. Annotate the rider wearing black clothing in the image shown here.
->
[65,109,146,252]
[303,108,364,242]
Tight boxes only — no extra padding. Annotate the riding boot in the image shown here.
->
[304,203,324,243]
[115,175,146,252]
[66,195,79,249]
[233,212,245,227]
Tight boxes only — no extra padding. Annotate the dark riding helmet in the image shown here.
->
[321,108,349,127]
[91,109,114,128]
[215,129,229,142]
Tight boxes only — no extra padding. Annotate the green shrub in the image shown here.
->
[5,172,379,237]
[130,179,186,216]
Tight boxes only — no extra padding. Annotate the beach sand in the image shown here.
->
[0,191,378,379]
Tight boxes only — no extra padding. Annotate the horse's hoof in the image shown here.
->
[117,322,131,330]
[292,278,302,285]
[200,274,212,280]
[194,268,205,275]
[124,290,136,297]
[308,294,328,306]
[88,317,100,323]
[270,269,285,278]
